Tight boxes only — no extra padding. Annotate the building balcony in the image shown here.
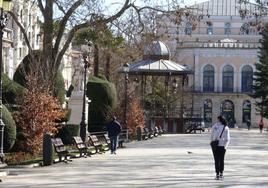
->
[175,40,260,49]
[192,86,253,95]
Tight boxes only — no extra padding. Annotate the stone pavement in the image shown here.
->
[1,129,268,188]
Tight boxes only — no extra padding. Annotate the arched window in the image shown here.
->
[241,65,253,93]
[242,100,251,123]
[221,100,235,127]
[203,65,214,92]
[222,65,234,92]
[204,99,212,123]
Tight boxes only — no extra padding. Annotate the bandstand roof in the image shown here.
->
[119,41,193,76]
[127,59,193,76]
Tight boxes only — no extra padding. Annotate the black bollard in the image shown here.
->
[137,127,142,141]
[43,133,53,166]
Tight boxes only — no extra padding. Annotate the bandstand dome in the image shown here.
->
[119,41,193,76]
[143,41,170,60]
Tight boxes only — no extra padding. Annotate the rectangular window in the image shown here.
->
[225,23,231,35]
[207,22,213,35]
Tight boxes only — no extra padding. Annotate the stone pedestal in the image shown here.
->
[68,91,90,125]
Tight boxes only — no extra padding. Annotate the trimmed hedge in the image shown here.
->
[86,76,117,132]
[56,124,80,145]
[3,105,16,152]
[3,74,26,105]
[13,50,66,104]
[13,50,42,87]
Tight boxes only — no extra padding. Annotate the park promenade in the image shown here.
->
[1,129,268,187]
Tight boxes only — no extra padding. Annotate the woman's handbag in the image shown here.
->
[210,140,219,150]
[210,126,225,150]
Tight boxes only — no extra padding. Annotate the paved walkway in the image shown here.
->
[1,129,268,187]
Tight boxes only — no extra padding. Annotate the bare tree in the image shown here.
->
[9,0,207,89]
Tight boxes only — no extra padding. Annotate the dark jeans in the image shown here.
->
[212,146,226,175]
[110,136,118,152]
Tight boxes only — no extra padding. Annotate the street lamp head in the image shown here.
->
[123,63,130,73]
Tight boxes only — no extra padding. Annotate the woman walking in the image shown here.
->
[259,118,264,133]
[210,116,230,180]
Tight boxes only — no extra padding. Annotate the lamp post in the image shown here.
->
[180,74,188,131]
[0,0,12,164]
[122,63,129,128]
[80,44,91,142]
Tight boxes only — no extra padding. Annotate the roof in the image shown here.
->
[125,59,193,76]
[143,41,170,60]
[118,41,193,76]
[192,0,241,16]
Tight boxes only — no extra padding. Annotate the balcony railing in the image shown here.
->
[175,41,260,49]
[192,86,253,94]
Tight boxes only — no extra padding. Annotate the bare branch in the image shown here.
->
[37,0,45,16]
[54,0,67,15]
[9,11,32,52]
[55,0,132,69]
[53,0,84,53]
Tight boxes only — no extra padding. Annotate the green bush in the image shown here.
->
[13,50,66,104]
[3,105,16,152]
[13,50,42,87]
[56,124,80,145]
[3,74,26,105]
[87,76,117,132]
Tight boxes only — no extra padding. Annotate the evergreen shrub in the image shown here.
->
[3,105,16,152]
[86,76,117,132]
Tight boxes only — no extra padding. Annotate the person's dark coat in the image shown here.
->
[106,120,122,137]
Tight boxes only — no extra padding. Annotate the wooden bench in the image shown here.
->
[153,127,159,137]
[104,134,111,147]
[96,134,109,151]
[73,136,95,157]
[88,135,104,153]
[51,138,71,162]
[157,126,164,135]
[118,130,129,148]
[141,128,149,140]
[144,127,154,139]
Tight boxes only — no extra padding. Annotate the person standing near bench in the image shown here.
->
[106,116,122,154]
[210,115,230,180]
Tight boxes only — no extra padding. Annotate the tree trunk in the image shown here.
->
[94,44,99,77]
[42,0,55,86]
[105,53,111,81]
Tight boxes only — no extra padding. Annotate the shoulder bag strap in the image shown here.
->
[219,126,225,138]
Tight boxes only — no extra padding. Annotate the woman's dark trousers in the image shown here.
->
[212,146,226,175]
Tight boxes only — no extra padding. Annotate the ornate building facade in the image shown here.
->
[158,0,266,127]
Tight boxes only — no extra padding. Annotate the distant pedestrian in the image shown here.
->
[246,119,251,130]
[210,115,230,180]
[259,118,264,133]
[106,116,122,154]
[233,118,237,128]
